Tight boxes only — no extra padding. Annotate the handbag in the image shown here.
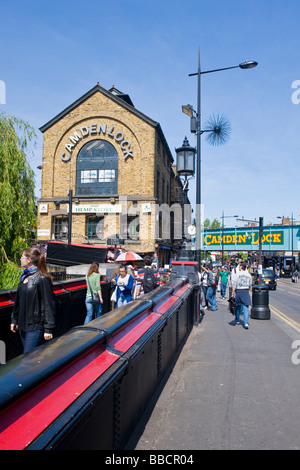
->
[86,277,100,305]
[110,286,117,302]
[228,296,236,315]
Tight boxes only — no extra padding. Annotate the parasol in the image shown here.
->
[115,251,143,262]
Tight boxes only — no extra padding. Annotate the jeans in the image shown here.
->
[236,304,249,326]
[116,294,128,308]
[206,286,217,311]
[19,329,44,354]
[220,282,227,298]
[84,297,102,324]
[201,286,209,307]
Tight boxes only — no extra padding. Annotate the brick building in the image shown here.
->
[37,83,188,266]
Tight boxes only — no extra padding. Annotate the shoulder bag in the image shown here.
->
[86,276,100,305]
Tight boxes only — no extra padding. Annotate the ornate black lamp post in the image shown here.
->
[175,137,196,260]
[221,211,239,265]
[183,51,258,272]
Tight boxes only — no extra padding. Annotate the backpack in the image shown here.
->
[142,267,157,293]
[212,271,219,287]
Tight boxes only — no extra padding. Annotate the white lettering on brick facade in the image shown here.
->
[63,122,133,162]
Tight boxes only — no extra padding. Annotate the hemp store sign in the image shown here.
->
[61,122,133,162]
[72,204,122,214]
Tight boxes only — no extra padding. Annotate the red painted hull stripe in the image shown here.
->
[174,284,191,297]
[0,300,14,307]
[155,296,179,314]
[48,241,106,249]
[63,282,87,291]
[109,311,161,351]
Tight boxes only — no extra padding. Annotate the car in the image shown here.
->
[256,269,277,290]
[212,261,222,268]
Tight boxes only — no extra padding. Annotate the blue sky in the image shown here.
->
[1,0,299,227]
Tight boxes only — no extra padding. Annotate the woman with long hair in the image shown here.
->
[84,261,103,324]
[10,248,56,353]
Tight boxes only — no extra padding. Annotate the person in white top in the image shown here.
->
[232,262,252,329]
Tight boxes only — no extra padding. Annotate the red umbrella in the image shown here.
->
[115,251,143,262]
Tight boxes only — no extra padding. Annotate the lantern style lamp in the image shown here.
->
[175,137,196,177]
[175,137,196,262]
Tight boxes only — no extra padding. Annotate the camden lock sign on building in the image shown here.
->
[61,123,133,162]
[201,227,297,252]
[204,230,284,247]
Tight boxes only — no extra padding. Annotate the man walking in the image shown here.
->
[232,262,252,329]
[200,265,209,310]
[219,266,230,299]
[204,265,218,311]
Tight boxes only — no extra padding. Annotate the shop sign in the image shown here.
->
[203,231,284,247]
[141,203,152,213]
[37,229,50,237]
[72,204,122,214]
[39,203,48,213]
[61,122,133,162]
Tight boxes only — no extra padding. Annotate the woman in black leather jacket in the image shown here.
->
[10,248,56,353]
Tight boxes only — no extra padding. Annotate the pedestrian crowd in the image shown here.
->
[199,259,252,329]
[10,247,165,355]
[10,246,256,357]
[110,255,161,308]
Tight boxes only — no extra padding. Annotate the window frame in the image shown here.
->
[76,139,118,196]
[86,215,105,241]
[52,215,69,241]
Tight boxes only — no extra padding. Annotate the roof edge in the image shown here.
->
[39,83,157,133]
[39,83,174,163]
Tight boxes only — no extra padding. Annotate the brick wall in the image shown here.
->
[37,85,178,255]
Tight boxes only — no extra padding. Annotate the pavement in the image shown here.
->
[126,294,300,451]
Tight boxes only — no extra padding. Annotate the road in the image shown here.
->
[269,278,300,339]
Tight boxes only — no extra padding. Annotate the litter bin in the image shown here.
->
[251,284,270,320]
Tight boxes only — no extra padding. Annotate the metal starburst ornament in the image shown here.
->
[204,114,231,146]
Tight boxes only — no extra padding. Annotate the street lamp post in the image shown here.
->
[175,137,196,260]
[291,212,295,274]
[237,216,264,282]
[185,51,258,272]
[68,189,73,245]
[221,211,239,265]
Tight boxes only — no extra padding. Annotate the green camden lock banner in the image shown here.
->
[203,231,284,247]
[200,225,300,252]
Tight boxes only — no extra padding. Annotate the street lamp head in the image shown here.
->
[182,104,195,118]
[239,60,258,69]
[175,137,196,177]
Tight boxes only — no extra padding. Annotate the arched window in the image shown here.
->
[76,139,118,196]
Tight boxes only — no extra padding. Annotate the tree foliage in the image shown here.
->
[204,218,221,229]
[0,112,37,287]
